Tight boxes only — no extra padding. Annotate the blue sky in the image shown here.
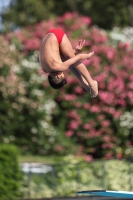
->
[0,0,11,29]
[0,0,11,14]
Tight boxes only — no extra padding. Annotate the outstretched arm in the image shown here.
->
[54,52,94,72]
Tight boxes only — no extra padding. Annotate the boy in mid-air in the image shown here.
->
[39,28,98,98]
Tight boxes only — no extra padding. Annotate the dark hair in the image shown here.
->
[48,75,67,89]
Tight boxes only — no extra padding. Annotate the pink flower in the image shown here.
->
[83,123,91,130]
[83,59,92,66]
[90,28,108,43]
[95,72,108,83]
[104,152,113,159]
[90,105,100,113]
[63,12,74,20]
[108,107,115,115]
[106,49,115,61]
[91,56,101,69]
[24,38,40,50]
[83,154,93,162]
[68,120,80,129]
[46,20,55,29]
[99,91,115,104]
[113,111,122,118]
[68,110,80,120]
[88,129,97,138]
[97,114,105,121]
[107,143,114,149]
[64,94,76,101]
[83,103,90,109]
[102,143,114,150]
[129,74,133,81]
[65,130,74,137]
[74,86,84,94]
[81,16,92,26]
[95,130,103,136]
[128,82,133,89]
[102,120,110,127]
[124,42,131,50]
[118,42,130,51]
[100,34,108,43]
[102,135,111,142]
[67,76,77,84]
[116,153,122,159]
[35,27,46,39]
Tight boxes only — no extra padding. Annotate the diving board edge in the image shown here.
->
[77,190,133,198]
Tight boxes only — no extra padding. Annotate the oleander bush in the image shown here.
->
[1,12,133,159]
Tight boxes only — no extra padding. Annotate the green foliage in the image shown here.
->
[21,156,133,198]
[0,35,75,155]
[87,0,132,29]
[1,0,133,31]
[1,13,133,159]
[1,0,54,29]
[0,144,22,200]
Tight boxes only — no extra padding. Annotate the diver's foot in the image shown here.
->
[90,80,98,98]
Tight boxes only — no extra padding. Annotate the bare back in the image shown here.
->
[39,33,62,73]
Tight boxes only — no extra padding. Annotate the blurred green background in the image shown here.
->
[0,0,133,199]
[1,0,133,30]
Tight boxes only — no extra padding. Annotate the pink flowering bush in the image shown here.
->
[5,12,133,159]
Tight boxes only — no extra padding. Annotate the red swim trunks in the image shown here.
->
[46,28,65,45]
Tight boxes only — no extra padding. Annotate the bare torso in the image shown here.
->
[39,33,62,73]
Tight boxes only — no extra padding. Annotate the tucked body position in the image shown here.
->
[39,28,98,98]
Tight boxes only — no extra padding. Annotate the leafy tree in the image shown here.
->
[1,0,55,29]
[1,0,133,31]
[88,0,133,29]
